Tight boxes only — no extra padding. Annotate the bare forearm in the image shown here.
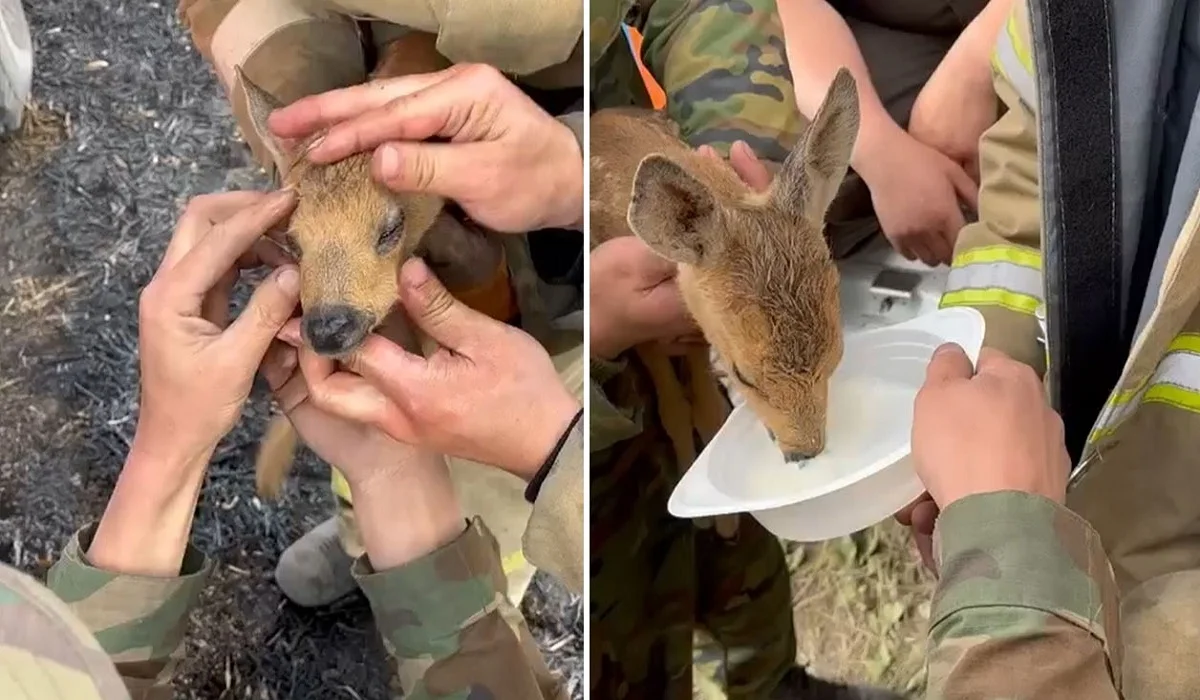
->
[946,0,1016,84]
[350,453,465,571]
[88,435,211,577]
[777,0,893,168]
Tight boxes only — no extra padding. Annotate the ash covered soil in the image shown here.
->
[0,1,582,698]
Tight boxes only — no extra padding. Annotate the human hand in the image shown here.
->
[260,341,419,486]
[894,493,938,575]
[90,190,299,576]
[856,124,978,266]
[278,258,581,481]
[590,237,700,360]
[267,64,582,233]
[133,190,300,468]
[911,345,1070,509]
[908,49,998,183]
[697,141,773,193]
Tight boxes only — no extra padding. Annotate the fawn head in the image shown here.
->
[238,67,443,356]
[627,69,860,460]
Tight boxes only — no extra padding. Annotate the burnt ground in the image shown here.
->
[0,1,581,698]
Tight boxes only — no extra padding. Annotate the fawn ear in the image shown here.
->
[627,154,721,265]
[773,67,860,223]
[236,66,302,176]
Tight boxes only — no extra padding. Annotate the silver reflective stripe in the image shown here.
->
[1086,339,1200,446]
[945,261,1044,300]
[993,26,1036,108]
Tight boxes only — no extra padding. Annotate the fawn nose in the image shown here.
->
[302,305,372,356]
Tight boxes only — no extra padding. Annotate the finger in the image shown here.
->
[237,236,295,270]
[167,191,296,307]
[200,267,237,327]
[160,191,274,271]
[309,70,489,164]
[276,317,303,347]
[261,340,299,391]
[924,343,974,385]
[267,67,465,140]
[300,347,395,427]
[914,528,937,576]
[371,141,477,202]
[730,140,773,192]
[973,347,1014,375]
[696,145,720,160]
[339,332,428,399]
[894,492,933,526]
[948,163,979,211]
[911,499,939,537]
[220,265,302,360]
[396,258,496,351]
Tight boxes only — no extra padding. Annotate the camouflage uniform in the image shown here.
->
[589,3,798,698]
[0,515,572,699]
[176,0,586,609]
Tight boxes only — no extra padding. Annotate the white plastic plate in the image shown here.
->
[668,306,985,542]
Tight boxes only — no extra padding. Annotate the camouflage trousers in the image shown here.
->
[590,424,796,700]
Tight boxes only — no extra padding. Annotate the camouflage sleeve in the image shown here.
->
[46,523,212,699]
[635,0,802,159]
[928,491,1122,699]
[590,355,645,453]
[353,517,566,699]
[525,417,584,593]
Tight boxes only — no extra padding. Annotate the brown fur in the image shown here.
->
[590,69,860,460]
[247,33,550,498]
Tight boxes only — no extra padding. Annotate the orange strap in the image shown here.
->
[449,252,519,323]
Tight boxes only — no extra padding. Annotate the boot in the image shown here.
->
[0,0,32,133]
[274,517,358,607]
[770,666,907,700]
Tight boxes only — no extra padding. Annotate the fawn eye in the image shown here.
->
[281,232,301,260]
[732,364,757,390]
[376,212,406,255]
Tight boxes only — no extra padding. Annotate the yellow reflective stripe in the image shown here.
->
[941,245,1043,315]
[991,10,1036,106]
[952,245,1041,270]
[940,288,1041,314]
[1088,332,1200,442]
[1007,11,1032,74]
[502,551,528,576]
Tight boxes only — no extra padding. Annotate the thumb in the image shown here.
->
[924,343,974,386]
[224,265,301,358]
[397,258,490,350]
[373,141,471,201]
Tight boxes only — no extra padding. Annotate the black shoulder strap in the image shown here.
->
[1028,0,1124,463]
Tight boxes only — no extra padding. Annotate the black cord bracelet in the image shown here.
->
[525,408,584,504]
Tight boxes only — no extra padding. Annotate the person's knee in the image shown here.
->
[1121,570,1200,700]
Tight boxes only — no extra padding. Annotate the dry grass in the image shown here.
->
[788,521,935,697]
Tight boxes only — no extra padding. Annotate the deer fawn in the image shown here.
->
[241,33,548,498]
[589,68,859,462]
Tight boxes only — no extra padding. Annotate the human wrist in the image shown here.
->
[546,117,584,231]
[351,458,465,570]
[87,436,212,576]
[850,107,901,182]
[510,391,583,482]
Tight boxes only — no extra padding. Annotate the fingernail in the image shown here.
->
[377,144,401,179]
[277,266,300,294]
[280,349,297,373]
[933,343,959,356]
